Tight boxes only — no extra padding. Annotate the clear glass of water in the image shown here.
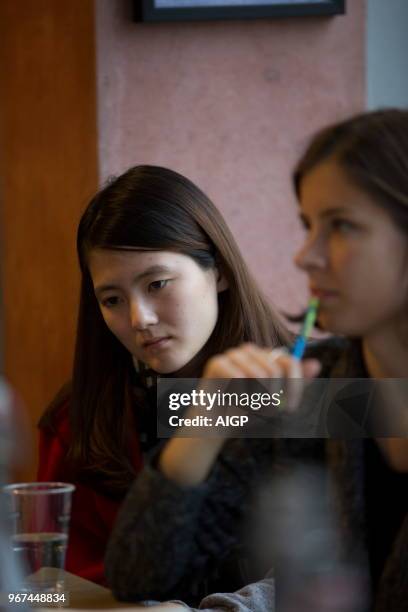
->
[2,482,75,593]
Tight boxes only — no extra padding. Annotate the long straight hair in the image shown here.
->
[40,165,289,496]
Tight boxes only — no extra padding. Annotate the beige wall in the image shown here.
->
[96,0,366,315]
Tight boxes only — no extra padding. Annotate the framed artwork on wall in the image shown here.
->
[135,0,345,23]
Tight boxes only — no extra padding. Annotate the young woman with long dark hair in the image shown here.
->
[37,165,293,588]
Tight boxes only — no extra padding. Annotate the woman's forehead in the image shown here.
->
[88,249,193,285]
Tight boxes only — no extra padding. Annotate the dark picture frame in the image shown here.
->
[135,0,345,23]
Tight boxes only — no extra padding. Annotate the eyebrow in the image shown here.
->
[320,206,353,218]
[300,206,353,222]
[94,265,173,295]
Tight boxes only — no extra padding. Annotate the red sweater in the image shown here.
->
[37,404,143,585]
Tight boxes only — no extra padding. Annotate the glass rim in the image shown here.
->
[2,482,75,495]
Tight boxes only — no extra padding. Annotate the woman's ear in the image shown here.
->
[215,267,229,292]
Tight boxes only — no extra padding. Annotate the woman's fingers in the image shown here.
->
[267,352,321,412]
[227,344,285,378]
[203,344,321,414]
[205,344,321,379]
[203,353,247,378]
[302,358,322,379]
[266,349,303,411]
[205,344,286,378]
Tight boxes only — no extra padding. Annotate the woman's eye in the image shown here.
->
[149,279,170,292]
[101,296,121,308]
[331,219,356,233]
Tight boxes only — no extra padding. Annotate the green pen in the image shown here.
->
[291,297,319,359]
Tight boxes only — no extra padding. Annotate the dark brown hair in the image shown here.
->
[40,165,289,496]
[294,108,408,235]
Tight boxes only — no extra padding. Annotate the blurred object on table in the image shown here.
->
[251,464,369,612]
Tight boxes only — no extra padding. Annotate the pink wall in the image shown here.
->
[95,0,365,315]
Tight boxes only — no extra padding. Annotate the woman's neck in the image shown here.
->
[362,321,408,378]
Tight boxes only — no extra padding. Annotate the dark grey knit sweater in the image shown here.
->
[105,435,279,605]
[105,339,408,611]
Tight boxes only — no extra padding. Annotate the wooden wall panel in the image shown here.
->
[0,1,99,479]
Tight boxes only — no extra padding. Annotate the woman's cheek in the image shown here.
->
[333,243,358,276]
[162,295,185,327]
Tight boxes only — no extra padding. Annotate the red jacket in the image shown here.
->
[37,403,143,585]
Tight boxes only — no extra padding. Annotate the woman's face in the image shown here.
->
[89,249,223,374]
[294,159,408,337]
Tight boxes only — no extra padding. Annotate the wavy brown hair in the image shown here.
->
[294,108,408,234]
[40,165,289,496]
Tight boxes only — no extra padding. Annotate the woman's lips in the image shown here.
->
[310,287,339,301]
[143,337,172,351]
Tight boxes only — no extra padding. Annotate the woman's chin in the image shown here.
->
[149,358,188,375]
[318,313,363,337]
[148,347,209,377]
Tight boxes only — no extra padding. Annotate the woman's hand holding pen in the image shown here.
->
[160,300,321,486]
[203,343,321,412]
[159,343,321,487]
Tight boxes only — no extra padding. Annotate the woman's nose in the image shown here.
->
[294,233,327,272]
[129,298,158,330]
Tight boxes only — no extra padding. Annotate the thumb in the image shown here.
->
[302,358,321,379]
